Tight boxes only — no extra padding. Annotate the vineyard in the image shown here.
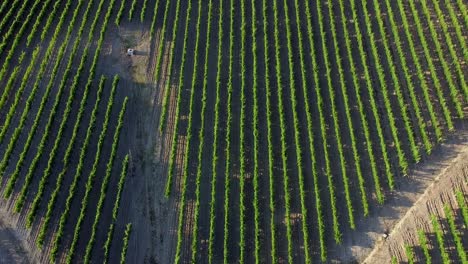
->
[0,0,467,263]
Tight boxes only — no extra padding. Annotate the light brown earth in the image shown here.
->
[328,128,468,263]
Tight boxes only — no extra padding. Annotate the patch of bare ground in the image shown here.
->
[327,126,468,263]
[0,215,31,264]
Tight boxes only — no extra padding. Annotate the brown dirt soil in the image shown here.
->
[327,128,468,262]
[363,151,468,263]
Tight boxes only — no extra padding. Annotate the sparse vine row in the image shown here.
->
[164,0,193,196]
[120,223,132,264]
[417,230,431,264]
[455,190,468,228]
[157,0,182,132]
[153,0,172,82]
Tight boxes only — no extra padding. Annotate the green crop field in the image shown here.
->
[0,0,466,263]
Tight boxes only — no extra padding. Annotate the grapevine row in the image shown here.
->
[350,0,395,189]
[337,0,384,204]
[49,0,117,259]
[405,0,455,129]
[456,0,468,28]
[140,0,148,22]
[66,95,127,263]
[0,47,40,146]
[239,0,247,260]
[128,0,137,21]
[404,245,415,264]
[222,0,234,261]
[444,204,466,262]
[427,0,468,101]
[173,0,202,261]
[455,190,468,227]
[317,0,354,230]
[152,0,171,82]
[441,0,468,63]
[190,0,213,260]
[83,95,127,264]
[250,0,260,262]
[120,223,132,264]
[27,74,104,228]
[115,0,126,25]
[207,0,223,262]
[272,0,293,261]
[13,0,107,213]
[381,0,433,152]
[393,0,443,140]
[417,230,431,264]
[431,214,450,264]
[361,0,409,175]
[102,155,130,264]
[0,63,21,113]
[148,0,161,41]
[157,0,182,132]
[370,0,421,163]
[26,0,54,46]
[326,0,369,216]
[0,0,82,208]
[303,0,328,258]
[164,0,193,196]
